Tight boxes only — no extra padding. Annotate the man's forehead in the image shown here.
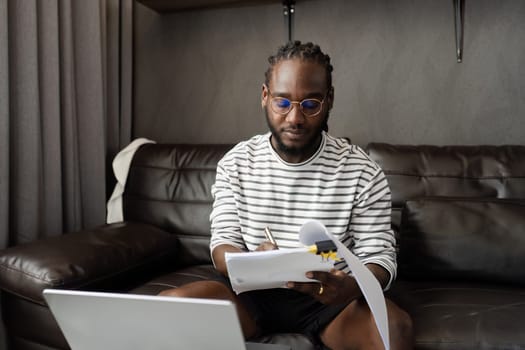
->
[270,58,328,91]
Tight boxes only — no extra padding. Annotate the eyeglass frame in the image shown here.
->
[263,84,329,118]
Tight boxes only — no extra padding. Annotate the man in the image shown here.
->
[160,41,413,349]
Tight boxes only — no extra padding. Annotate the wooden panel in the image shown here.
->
[136,0,281,12]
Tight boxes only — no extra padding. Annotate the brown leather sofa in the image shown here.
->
[1,142,525,350]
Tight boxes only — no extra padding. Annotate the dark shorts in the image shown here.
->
[215,275,348,347]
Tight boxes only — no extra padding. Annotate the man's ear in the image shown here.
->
[327,87,334,111]
[261,84,269,109]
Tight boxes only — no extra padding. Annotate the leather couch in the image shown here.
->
[1,142,525,350]
[367,143,525,350]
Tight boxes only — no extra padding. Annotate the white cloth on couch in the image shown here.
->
[106,138,155,223]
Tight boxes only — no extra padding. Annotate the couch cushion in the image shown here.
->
[366,143,525,231]
[122,144,234,266]
[387,280,525,350]
[398,197,525,285]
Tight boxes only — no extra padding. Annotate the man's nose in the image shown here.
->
[285,103,306,124]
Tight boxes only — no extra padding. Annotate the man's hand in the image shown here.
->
[286,264,390,305]
[286,269,361,305]
[255,241,278,251]
[212,240,278,276]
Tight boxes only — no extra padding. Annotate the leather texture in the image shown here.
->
[386,280,525,350]
[123,143,232,267]
[367,143,525,232]
[368,143,525,350]
[0,222,178,304]
[399,197,525,285]
[0,222,180,350]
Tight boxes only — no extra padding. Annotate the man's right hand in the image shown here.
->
[255,241,278,251]
[212,240,278,277]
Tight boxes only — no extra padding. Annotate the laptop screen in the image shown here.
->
[43,289,248,350]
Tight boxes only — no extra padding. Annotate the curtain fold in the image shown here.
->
[0,0,132,248]
[0,0,9,249]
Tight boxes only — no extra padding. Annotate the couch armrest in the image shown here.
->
[0,222,178,304]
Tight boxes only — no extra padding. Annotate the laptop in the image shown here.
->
[43,289,290,350]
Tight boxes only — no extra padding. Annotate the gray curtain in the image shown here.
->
[0,0,133,249]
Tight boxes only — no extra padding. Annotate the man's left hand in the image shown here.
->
[286,269,362,305]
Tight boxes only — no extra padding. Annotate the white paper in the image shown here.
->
[299,220,390,350]
[225,248,334,294]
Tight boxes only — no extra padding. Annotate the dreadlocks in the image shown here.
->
[264,41,334,89]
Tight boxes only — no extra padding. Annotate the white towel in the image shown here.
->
[106,138,156,223]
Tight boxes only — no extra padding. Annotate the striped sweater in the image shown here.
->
[210,132,397,288]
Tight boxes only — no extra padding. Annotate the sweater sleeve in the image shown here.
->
[350,167,397,290]
[209,160,247,255]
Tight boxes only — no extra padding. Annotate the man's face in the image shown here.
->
[262,58,333,163]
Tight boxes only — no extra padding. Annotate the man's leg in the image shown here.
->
[159,281,259,338]
[320,298,413,350]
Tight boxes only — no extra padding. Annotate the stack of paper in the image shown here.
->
[225,248,333,294]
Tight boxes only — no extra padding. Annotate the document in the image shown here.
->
[225,248,334,294]
[225,220,390,350]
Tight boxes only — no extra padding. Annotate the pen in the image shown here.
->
[264,227,278,248]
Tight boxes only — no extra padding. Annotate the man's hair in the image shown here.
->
[264,41,334,88]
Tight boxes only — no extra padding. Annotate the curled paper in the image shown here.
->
[298,220,390,350]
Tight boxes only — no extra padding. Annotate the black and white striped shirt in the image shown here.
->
[210,132,397,287]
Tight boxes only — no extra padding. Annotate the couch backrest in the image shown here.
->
[367,143,525,231]
[123,143,233,266]
[121,142,525,285]
[367,143,525,285]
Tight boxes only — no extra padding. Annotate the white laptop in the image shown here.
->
[43,289,290,350]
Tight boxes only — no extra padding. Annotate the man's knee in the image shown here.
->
[158,280,233,299]
[397,309,413,336]
[385,300,414,350]
[321,298,413,350]
[158,288,179,297]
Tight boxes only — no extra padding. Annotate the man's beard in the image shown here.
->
[264,108,328,157]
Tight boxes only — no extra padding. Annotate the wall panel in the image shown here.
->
[134,0,525,147]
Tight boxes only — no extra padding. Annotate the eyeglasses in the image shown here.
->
[265,85,327,118]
